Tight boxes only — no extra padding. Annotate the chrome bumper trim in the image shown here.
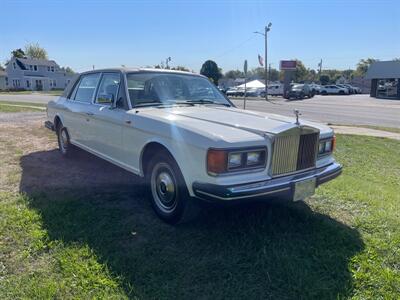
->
[193,162,342,202]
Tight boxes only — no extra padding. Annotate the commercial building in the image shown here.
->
[365,61,400,100]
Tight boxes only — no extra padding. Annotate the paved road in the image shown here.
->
[0,93,57,104]
[232,94,400,128]
[1,93,399,128]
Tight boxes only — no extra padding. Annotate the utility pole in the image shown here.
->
[254,22,272,101]
[268,63,272,82]
[318,59,322,74]
[166,57,171,69]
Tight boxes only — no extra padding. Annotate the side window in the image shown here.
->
[73,73,101,103]
[95,73,121,105]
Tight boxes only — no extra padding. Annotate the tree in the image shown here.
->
[269,68,280,82]
[293,60,308,82]
[0,64,4,71]
[247,67,264,79]
[65,67,75,74]
[355,58,378,77]
[319,75,330,85]
[11,48,25,58]
[25,42,48,60]
[224,69,244,79]
[200,60,222,85]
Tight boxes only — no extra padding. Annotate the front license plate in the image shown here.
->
[293,178,316,201]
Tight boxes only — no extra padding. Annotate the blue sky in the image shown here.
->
[1,0,399,73]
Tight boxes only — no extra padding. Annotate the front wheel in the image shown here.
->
[146,152,200,224]
[57,125,76,157]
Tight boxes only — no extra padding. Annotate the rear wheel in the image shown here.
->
[146,152,200,224]
[339,90,345,95]
[56,124,76,157]
[321,91,327,95]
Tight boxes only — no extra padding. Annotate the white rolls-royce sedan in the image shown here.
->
[45,68,342,224]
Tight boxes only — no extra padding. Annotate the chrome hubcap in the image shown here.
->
[59,129,68,153]
[151,163,177,213]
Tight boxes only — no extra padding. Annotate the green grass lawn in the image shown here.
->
[330,124,400,134]
[0,134,399,299]
[351,125,400,134]
[0,101,46,112]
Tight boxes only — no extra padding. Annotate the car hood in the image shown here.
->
[135,105,333,143]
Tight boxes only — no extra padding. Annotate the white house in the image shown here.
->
[5,57,73,91]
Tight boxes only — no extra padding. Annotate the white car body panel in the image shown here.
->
[47,68,339,198]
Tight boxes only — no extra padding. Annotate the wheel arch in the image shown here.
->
[53,113,65,131]
[140,141,179,178]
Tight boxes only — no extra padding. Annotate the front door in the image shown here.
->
[88,72,125,162]
[35,80,43,91]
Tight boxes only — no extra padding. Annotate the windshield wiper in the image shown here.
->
[134,101,194,108]
[187,99,231,107]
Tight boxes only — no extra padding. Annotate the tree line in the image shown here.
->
[199,58,400,86]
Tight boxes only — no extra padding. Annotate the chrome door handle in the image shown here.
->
[86,112,94,116]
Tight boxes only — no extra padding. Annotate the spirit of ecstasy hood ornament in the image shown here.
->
[294,109,301,125]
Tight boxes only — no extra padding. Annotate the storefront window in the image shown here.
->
[376,79,399,99]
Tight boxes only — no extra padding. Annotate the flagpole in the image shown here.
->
[265,25,268,101]
[254,22,272,102]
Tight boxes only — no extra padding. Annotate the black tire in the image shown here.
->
[321,91,327,95]
[339,90,345,95]
[146,151,200,224]
[56,124,76,158]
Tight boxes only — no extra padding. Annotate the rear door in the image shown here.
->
[63,73,101,147]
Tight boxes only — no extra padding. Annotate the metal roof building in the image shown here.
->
[365,61,400,99]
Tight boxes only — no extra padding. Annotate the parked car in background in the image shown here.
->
[337,84,358,94]
[320,85,349,95]
[226,87,238,97]
[342,84,361,94]
[285,84,314,100]
[267,83,284,96]
[46,68,342,224]
[309,83,321,95]
[218,86,228,94]
[352,85,362,94]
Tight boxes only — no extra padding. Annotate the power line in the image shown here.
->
[212,36,256,59]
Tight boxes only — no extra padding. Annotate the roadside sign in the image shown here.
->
[280,60,297,70]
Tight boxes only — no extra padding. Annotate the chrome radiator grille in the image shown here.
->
[271,133,318,176]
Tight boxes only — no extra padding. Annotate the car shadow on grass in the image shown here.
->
[19,149,363,299]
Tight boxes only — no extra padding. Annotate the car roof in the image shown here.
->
[79,67,205,78]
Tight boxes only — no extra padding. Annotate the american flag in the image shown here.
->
[258,54,264,67]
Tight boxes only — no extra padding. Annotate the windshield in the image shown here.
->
[126,72,231,107]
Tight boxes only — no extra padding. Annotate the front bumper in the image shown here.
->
[193,162,342,202]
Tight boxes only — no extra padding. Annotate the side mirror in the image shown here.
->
[97,94,115,106]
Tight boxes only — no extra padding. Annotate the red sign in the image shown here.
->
[280,60,297,70]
